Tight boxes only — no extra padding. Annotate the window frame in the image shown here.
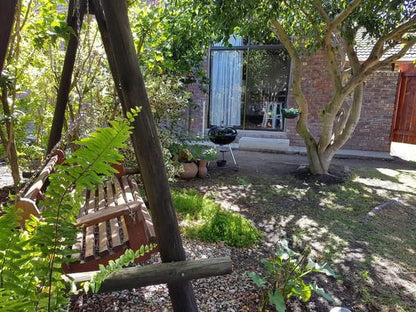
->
[208,41,291,131]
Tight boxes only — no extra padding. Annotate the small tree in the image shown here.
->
[207,0,416,174]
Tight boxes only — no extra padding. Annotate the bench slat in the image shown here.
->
[120,215,129,244]
[106,180,123,249]
[129,178,156,240]
[121,176,134,202]
[97,186,109,255]
[84,225,95,259]
[113,177,126,206]
[71,231,83,261]
[76,202,140,227]
[110,218,122,249]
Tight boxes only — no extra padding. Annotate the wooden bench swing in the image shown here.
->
[17,0,232,311]
[17,149,156,273]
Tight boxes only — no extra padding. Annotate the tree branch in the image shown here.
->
[312,0,330,24]
[329,82,363,153]
[270,19,318,147]
[297,2,323,38]
[361,16,416,71]
[324,35,342,91]
[375,37,416,69]
[344,36,416,96]
[330,0,362,31]
[345,35,361,73]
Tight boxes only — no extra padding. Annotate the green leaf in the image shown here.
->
[308,260,340,278]
[298,283,312,302]
[268,289,286,312]
[247,271,266,288]
[310,282,335,302]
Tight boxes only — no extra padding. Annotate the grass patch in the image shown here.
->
[194,166,416,310]
[171,188,262,247]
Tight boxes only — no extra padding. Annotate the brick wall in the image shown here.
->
[189,50,399,152]
[286,52,399,152]
[285,52,334,146]
[188,82,207,136]
[343,71,399,151]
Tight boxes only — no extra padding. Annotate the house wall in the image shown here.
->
[285,52,399,152]
[188,82,206,136]
[189,50,399,152]
[399,62,416,73]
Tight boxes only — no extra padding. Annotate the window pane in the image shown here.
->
[244,49,290,130]
[209,47,290,131]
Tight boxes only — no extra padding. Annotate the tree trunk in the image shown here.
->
[1,85,20,188]
[305,143,325,175]
[0,0,17,74]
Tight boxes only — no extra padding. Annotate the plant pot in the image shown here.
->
[197,159,208,178]
[282,108,300,119]
[330,308,351,312]
[180,162,198,180]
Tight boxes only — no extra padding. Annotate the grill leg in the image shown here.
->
[228,145,237,166]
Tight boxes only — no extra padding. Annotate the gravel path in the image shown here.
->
[0,164,13,188]
[69,238,272,312]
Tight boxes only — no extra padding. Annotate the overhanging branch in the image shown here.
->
[344,36,416,96]
[312,0,330,24]
[330,0,362,31]
[361,16,416,70]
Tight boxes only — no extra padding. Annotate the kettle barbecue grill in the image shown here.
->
[208,126,238,167]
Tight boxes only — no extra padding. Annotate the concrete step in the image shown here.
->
[238,137,290,152]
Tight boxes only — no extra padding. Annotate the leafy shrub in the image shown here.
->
[81,245,156,293]
[0,111,152,311]
[248,240,339,312]
[172,189,262,247]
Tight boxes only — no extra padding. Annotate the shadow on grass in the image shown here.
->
[179,166,416,311]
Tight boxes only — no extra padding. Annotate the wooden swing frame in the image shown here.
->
[29,0,232,311]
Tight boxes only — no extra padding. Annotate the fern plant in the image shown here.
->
[0,109,150,311]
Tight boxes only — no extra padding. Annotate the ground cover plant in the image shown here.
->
[171,188,262,247]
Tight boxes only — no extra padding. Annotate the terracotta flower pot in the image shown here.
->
[197,159,208,178]
[180,162,198,180]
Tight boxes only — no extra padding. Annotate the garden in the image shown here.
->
[1,1,416,311]
[67,152,416,312]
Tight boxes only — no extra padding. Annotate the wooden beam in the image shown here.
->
[68,256,232,293]
[92,1,199,310]
[76,202,140,227]
[46,0,86,153]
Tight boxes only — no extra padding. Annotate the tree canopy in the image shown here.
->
[206,0,416,174]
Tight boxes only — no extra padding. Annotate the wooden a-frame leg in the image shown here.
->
[46,0,86,153]
[91,1,198,311]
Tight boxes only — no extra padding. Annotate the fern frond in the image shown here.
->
[1,113,137,311]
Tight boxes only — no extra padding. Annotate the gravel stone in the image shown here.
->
[69,237,270,311]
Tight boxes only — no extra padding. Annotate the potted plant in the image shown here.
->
[188,144,218,178]
[169,137,218,179]
[174,147,198,179]
[282,107,300,119]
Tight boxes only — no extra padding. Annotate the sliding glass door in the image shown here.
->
[209,39,290,131]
